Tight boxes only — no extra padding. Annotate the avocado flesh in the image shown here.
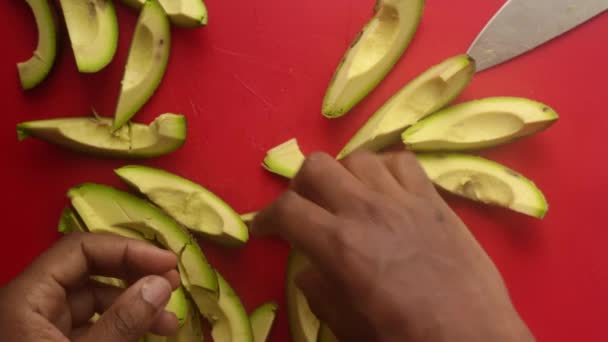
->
[250,302,278,342]
[286,251,320,342]
[337,54,475,159]
[17,0,57,90]
[322,0,424,118]
[58,207,87,233]
[403,97,559,151]
[115,166,248,245]
[317,325,338,342]
[121,0,208,27]
[17,114,186,158]
[239,212,258,224]
[189,271,253,342]
[58,0,118,73]
[167,302,203,342]
[262,139,305,179]
[114,0,171,131]
[67,183,218,294]
[416,153,548,218]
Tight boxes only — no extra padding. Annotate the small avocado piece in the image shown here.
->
[403,97,559,151]
[91,275,127,288]
[67,183,218,294]
[58,206,87,233]
[166,301,204,342]
[17,0,57,90]
[317,325,338,342]
[337,54,475,159]
[250,302,278,342]
[113,0,171,131]
[286,251,320,342]
[322,0,425,118]
[17,113,186,158]
[120,0,208,27]
[263,138,305,179]
[416,153,548,218]
[239,211,258,224]
[189,271,253,342]
[115,166,249,246]
[58,0,118,73]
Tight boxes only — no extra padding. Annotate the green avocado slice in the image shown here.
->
[113,0,171,131]
[250,302,278,342]
[403,97,559,151]
[67,183,219,294]
[167,301,203,342]
[317,325,338,342]
[286,251,320,342]
[189,271,253,342]
[58,0,118,73]
[121,0,208,27]
[58,207,87,233]
[115,165,249,246]
[17,113,186,158]
[416,153,548,218]
[17,0,57,90]
[262,138,305,179]
[337,54,475,159]
[322,0,425,118]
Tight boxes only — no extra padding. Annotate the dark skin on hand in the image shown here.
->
[0,151,534,341]
[252,151,535,342]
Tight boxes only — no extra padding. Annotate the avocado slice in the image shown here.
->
[337,54,475,159]
[189,270,253,342]
[58,207,87,233]
[113,0,171,131]
[120,0,208,27]
[317,325,338,342]
[416,153,548,218]
[239,212,258,225]
[67,183,218,294]
[17,113,186,158]
[250,302,278,342]
[322,0,425,118]
[17,0,57,90]
[167,302,203,342]
[286,251,320,342]
[58,0,118,73]
[403,97,559,151]
[91,275,127,288]
[263,138,305,179]
[115,165,249,246]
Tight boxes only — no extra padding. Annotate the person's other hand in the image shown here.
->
[0,232,180,342]
[253,151,534,342]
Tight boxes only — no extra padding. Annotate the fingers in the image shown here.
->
[79,275,178,342]
[27,233,178,290]
[291,152,367,213]
[340,151,407,201]
[381,151,437,197]
[251,190,338,263]
[68,282,124,327]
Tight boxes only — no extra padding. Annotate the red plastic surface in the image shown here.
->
[1,0,607,340]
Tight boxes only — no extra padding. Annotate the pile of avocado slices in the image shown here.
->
[14,0,562,340]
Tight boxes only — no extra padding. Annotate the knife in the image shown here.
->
[468,0,608,71]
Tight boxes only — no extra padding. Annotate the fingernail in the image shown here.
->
[141,276,172,308]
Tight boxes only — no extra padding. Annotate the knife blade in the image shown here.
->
[468,0,608,72]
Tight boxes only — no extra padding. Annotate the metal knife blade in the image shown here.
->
[468,0,608,72]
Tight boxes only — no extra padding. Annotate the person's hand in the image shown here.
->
[0,232,180,342]
[253,151,535,342]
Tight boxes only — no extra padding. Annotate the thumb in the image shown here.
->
[81,275,173,342]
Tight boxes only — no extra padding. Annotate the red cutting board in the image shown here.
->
[1,0,607,340]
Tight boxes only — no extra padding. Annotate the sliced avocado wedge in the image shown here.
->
[250,302,278,342]
[189,271,253,342]
[287,251,320,342]
[115,165,249,246]
[114,0,171,131]
[58,206,87,233]
[263,138,305,179]
[120,0,208,27]
[322,0,424,118]
[416,153,548,218]
[58,0,118,73]
[403,97,559,151]
[17,0,57,90]
[17,113,186,158]
[91,276,127,288]
[337,54,475,159]
[317,325,338,342]
[167,301,203,342]
[67,183,218,293]
[240,211,258,224]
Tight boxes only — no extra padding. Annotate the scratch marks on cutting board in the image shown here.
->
[232,73,275,111]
